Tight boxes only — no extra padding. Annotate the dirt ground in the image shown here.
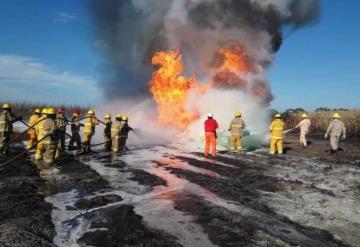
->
[0,133,359,247]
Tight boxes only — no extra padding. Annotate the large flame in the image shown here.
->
[150,51,199,130]
[149,44,266,131]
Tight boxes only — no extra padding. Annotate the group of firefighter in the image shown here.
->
[0,103,132,168]
[204,111,346,157]
[0,103,348,165]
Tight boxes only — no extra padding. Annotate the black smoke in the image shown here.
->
[87,0,321,99]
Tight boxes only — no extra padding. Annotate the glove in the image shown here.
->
[324,134,328,139]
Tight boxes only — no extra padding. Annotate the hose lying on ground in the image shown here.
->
[0,133,53,169]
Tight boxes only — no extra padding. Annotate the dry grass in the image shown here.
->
[284,110,360,137]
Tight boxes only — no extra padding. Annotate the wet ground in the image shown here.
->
[0,133,359,247]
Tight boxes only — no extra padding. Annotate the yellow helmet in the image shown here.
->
[47,108,56,115]
[34,108,41,114]
[104,113,111,119]
[122,114,128,121]
[87,109,95,116]
[2,103,11,109]
[275,113,282,118]
[42,108,48,114]
[332,113,341,119]
[235,112,241,117]
[301,113,308,118]
[116,114,122,119]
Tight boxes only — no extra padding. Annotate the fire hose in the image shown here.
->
[0,133,53,169]
[0,116,131,166]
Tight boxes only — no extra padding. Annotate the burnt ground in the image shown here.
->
[0,133,359,247]
[0,148,55,247]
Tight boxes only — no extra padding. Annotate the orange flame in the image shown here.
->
[150,51,199,129]
[213,44,252,88]
[149,44,267,130]
[217,44,252,73]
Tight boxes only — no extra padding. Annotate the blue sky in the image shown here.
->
[0,0,359,110]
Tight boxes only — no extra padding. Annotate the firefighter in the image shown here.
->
[325,113,346,154]
[0,103,22,155]
[119,115,132,151]
[35,108,48,161]
[42,108,58,168]
[295,113,311,147]
[228,112,246,153]
[82,109,99,153]
[269,113,285,155]
[27,108,41,149]
[103,113,112,151]
[68,109,83,150]
[204,113,218,157]
[111,114,122,152]
[55,107,68,158]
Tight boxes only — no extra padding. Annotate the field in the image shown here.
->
[284,110,360,137]
[0,131,359,246]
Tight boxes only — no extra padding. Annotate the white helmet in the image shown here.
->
[207,113,214,118]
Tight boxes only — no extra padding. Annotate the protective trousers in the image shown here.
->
[112,137,120,152]
[55,133,65,159]
[35,142,45,160]
[69,132,81,149]
[0,131,10,154]
[82,133,92,153]
[330,135,340,151]
[204,132,216,157]
[119,137,127,151]
[104,136,112,151]
[270,138,283,155]
[300,131,307,147]
[44,143,57,168]
[230,134,242,153]
[27,130,37,149]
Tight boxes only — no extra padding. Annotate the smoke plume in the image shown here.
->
[88,0,320,98]
[88,0,321,149]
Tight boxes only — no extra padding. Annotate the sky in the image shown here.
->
[0,0,359,110]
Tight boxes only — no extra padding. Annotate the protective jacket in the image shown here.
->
[0,110,16,133]
[296,119,311,134]
[228,118,246,136]
[269,119,285,140]
[111,121,121,137]
[42,118,57,145]
[204,119,218,133]
[83,117,99,135]
[36,115,47,141]
[104,120,112,138]
[56,114,68,131]
[326,119,346,137]
[71,116,83,133]
[120,121,132,138]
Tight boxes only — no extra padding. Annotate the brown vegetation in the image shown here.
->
[284,110,360,137]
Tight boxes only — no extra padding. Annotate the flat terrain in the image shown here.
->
[0,134,359,246]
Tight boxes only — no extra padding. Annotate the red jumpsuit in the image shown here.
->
[204,118,218,157]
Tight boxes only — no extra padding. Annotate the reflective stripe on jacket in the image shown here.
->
[326,119,346,137]
[83,116,99,135]
[269,119,285,139]
[229,118,246,135]
[42,118,57,144]
[0,110,15,133]
[28,114,40,134]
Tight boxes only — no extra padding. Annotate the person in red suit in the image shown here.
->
[204,113,218,157]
